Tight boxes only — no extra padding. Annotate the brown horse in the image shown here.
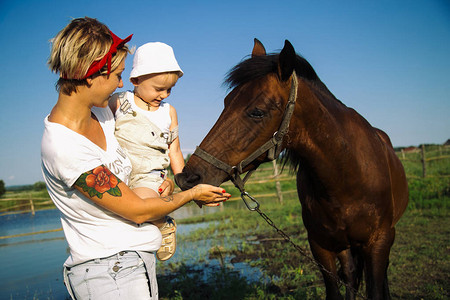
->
[175,39,409,300]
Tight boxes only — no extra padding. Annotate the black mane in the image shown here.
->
[225,53,320,89]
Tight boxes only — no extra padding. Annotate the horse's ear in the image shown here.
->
[278,40,296,81]
[252,38,266,57]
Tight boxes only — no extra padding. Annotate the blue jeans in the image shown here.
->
[64,251,158,299]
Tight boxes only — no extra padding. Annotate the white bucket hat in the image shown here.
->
[130,42,183,79]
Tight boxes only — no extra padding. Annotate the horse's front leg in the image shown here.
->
[362,227,395,300]
[337,248,362,300]
[309,238,343,300]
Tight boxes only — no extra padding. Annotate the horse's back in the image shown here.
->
[375,128,393,148]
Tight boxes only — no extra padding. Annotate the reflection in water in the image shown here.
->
[0,210,69,299]
[0,236,65,248]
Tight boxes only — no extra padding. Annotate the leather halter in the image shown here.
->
[193,71,298,193]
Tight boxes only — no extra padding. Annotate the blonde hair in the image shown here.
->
[131,71,180,86]
[163,72,182,84]
[48,17,129,95]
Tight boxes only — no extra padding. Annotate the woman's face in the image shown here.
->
[91,60,125,107]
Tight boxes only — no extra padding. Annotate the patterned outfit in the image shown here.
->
[114,91,178,192]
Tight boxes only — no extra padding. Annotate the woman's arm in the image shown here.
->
[74,165,229,224]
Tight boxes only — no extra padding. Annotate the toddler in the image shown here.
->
[110,42,184,261]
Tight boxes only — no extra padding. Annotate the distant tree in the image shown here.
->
[33,181,47,191]
[0,180,5,197]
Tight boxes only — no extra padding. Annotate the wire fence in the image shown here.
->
[0,195,53,216]
[2,144,449,217]
[397,144,450,178]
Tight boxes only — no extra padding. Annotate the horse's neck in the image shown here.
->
[289,81,362,183]
[293,81,346,148]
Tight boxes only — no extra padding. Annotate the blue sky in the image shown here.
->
[0,0,449,186]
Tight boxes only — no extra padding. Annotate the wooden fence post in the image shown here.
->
[29,193,35,216]
[421,144,426,178]
[272,160,283,205]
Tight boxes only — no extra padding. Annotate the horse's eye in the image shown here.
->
[248,108,265,119]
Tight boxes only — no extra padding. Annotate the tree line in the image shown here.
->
[0,180,46,197]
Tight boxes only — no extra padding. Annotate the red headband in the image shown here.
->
[81,30,132,79]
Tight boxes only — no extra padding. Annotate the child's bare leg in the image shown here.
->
[133,186,177,261]
[133,187,166,227]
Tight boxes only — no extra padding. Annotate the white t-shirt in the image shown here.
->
[41,106,162,266]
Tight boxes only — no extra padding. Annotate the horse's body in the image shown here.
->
[175,39,408,300]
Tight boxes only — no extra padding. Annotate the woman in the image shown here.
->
[41,17,229,299]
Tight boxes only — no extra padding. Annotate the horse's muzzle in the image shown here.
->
[174,170,201,191]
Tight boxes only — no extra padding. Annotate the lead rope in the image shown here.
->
[237,186,368,300]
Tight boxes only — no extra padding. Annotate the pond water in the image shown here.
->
[0,209,68,300]
[0,203,264,299]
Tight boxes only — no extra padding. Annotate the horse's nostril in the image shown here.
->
[174,172,202,191]
[187,172,201,184]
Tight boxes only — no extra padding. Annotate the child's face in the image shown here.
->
[134,73,178,109]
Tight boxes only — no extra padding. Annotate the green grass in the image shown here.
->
[2,144,449,299]
[0,190,53,214]
[156,145,449,299]
[158,194,449,299]
[389,209,449,299]
[407,177,449,209]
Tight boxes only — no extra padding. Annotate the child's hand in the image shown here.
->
[158,178,175,196]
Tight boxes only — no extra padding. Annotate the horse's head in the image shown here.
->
[175,39,301,190]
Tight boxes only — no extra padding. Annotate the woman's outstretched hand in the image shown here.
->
[190,184,230,207]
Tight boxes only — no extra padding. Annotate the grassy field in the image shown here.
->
[0,189,53,215]
[1,145,449,299]
[156,145,449,299]
[157,197,448,299]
